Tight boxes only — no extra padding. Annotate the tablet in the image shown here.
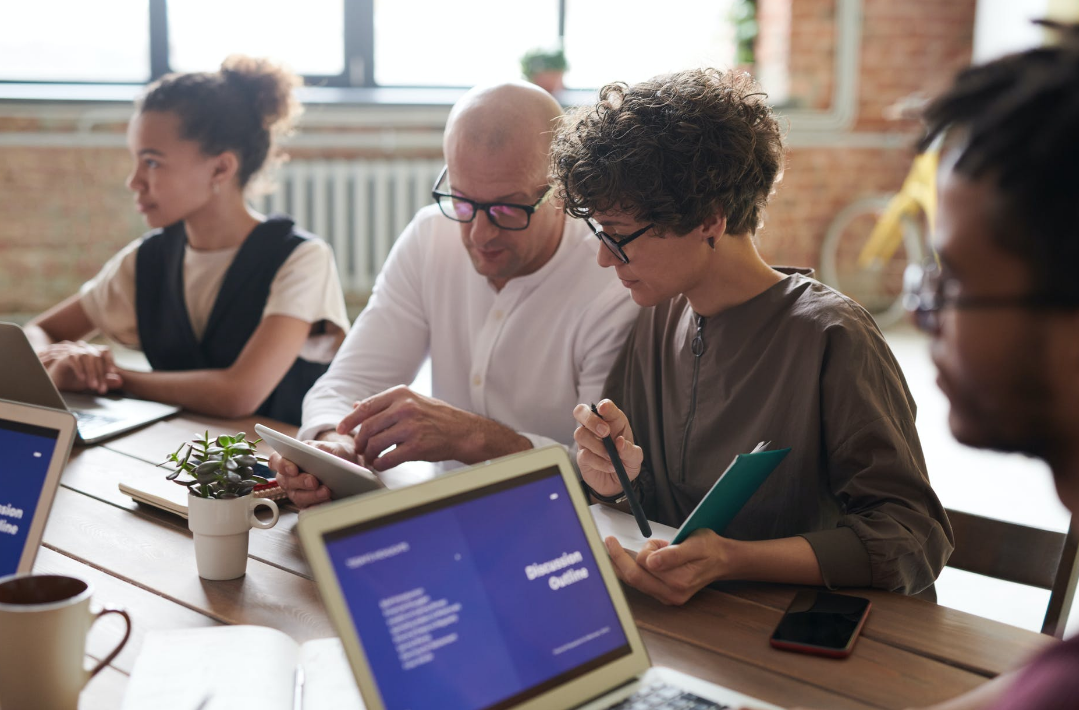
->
[0,399,78,576]
[254,424,385,500]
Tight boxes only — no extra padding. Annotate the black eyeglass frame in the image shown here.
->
[902,261,1079,332]
[584,218,655,264]
[430,166,552,231]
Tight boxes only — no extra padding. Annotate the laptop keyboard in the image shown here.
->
[74,410,122,429]
[606,682,729,710]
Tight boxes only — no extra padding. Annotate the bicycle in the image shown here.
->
[818,126,942,329]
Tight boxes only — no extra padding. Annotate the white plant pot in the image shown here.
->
[187,493,279,580]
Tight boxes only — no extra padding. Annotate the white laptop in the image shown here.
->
[0,322,179,444]
[0,398,78,577]
[297,446,782,710]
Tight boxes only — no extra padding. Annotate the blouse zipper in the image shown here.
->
[679,315,706,483]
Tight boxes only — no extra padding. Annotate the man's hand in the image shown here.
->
[603,529,736,606]
[269,434,357,509]
[572,399,644,499]
[38,340,123,394]
[336,385,527,470]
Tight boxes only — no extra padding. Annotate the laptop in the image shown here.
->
[298,446,783,710]
[0,322,179,444]
[0,399,78,576]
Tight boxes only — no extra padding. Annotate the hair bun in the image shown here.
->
[220,54,302,133]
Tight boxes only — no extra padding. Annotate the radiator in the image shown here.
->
[257,158,445,293]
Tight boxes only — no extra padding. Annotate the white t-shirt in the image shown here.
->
[299,205,640,459]
[79,231,350,363]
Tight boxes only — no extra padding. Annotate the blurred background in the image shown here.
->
[2,0,1078,634]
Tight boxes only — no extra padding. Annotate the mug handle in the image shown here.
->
[86,607,132,681]
[249,497,280,530]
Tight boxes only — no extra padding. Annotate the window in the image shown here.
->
[0,1,150,82]
[563,0,736,89]
[373,0,558,87]
[0,0,741,91]
[169,0,345,77]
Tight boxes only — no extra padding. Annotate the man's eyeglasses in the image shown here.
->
[903,261,1078,332]
[431,166,552,231]
[585,218,654,264]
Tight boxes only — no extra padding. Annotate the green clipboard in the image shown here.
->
[670,444,791,544]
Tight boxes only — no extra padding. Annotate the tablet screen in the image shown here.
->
[0,417,61,575]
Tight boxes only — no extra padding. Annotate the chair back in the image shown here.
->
[946,508,1079,638]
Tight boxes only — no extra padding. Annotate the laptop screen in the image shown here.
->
[323,465,632,710]
[0,417,61,576]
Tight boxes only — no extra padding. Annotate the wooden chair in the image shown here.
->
[945,508,1079,638]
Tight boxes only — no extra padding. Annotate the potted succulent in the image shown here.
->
[520,45,568,94]
[160,431,280,580]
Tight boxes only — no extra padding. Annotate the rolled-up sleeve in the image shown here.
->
[812,314,954,594]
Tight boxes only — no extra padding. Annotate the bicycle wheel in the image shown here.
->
[818,195,925,329]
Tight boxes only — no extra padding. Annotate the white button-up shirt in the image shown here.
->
[300,205,639,464]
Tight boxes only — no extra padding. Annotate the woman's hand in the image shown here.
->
[38,340,123,394]
[572,399,644,499]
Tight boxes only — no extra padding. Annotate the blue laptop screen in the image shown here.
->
[0,417,60,576]
[323,465,632,710]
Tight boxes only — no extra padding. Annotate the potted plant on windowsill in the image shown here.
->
[160,431,280,580]
[520,46,568,94]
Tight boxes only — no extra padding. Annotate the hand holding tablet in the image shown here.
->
[255,424,386,502]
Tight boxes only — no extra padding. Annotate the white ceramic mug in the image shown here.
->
[187,494,280,580]
[0,574,131,710]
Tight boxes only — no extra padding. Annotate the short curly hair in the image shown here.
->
[551,68,783,236]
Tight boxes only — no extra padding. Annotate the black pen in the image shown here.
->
[591,403,651,538]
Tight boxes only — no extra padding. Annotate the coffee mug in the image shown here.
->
[187,494,280,580]
[0,574,131,710]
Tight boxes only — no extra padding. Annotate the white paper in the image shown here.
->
[299,637,366,710]
[122,627,298,710]
[589,504,677,556]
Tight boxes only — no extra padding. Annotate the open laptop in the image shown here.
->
[298,446,783,710]
[0,399,78,577]
[0,322,179,444]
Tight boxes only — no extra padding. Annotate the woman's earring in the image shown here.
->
[707,237,716,250]
[212,182,220,195]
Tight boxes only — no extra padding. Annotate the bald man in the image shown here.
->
[273,82,639,507]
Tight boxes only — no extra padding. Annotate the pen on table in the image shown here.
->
[590,403,652,538]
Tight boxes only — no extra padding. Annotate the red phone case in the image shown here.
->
[769,600,872,658]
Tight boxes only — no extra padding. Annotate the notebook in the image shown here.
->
[121,627,361,710]
[589,442,790,554]
[0,399,78,576]
[296,445,783,710]
[671,442,790,544]
[0,322,179,444]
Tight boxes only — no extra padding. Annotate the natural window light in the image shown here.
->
[0,1,150,82]
[169,0,345,76]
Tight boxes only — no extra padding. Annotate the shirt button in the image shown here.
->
[493,310,504,320]
[472,375,482,387]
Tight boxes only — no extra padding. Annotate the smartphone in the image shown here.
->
[769,590,871,658]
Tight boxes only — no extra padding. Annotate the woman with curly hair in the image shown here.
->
[553,68,952,604]
[25,56,349,426]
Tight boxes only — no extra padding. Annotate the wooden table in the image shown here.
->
[34,412,1055,710]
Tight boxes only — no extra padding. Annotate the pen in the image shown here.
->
[294,667,304,710]
[590,403,651,538]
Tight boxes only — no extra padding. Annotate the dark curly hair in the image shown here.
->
[551,68,783,236]
[137,55,302,188]
[920,22,1079,304]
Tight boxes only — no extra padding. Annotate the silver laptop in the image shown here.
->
[298,446,782,710]
[0,399,78,576]
[0,322,179,444]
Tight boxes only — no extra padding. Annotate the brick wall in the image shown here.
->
[757,0,976,268]
[0,0,977,316]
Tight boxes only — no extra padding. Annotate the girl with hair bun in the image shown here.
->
[26,56,349,426]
